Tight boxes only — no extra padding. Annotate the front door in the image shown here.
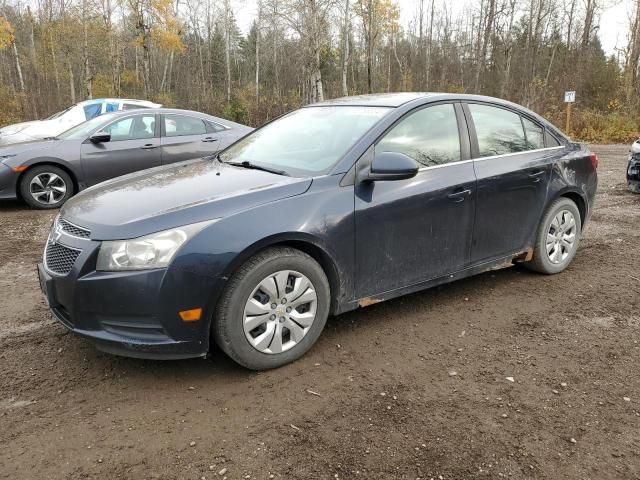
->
[463,102,556,263]
[354,103,477,298]
[81,113,161,186]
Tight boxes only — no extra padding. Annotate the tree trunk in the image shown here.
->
[82,0,93,99]
[12,41,25,93]
[341,0,350,96]
[67,57,76,104]
[425,0,434,89]
[225,0,232,102]
[256,1,262,99]
[625,0,640,104]
[474,0,495,93]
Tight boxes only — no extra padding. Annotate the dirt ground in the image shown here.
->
[1,144,639,480]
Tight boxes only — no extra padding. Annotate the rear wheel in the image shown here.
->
[213,247,330,370]
[525,197,582,274]
[20,165,74,209]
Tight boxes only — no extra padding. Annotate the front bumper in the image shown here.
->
[0,162,19,200]
[37,236,215,359]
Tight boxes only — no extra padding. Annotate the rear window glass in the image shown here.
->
[164,115,207,137]
[83,102,103,121]
[469,104,527,156]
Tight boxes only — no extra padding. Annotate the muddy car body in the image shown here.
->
[37,93,598,369]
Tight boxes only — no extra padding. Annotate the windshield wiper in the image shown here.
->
[224,160,289,176]
[43,136,59,140]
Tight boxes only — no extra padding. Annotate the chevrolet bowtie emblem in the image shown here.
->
[49,224,63,244]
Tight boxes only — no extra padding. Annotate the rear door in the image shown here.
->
[80,113,161,186]
[160,114,223,165]
[354,102,477,297]
[463,102,559,263]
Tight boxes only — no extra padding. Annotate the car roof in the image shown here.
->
[307,93,433,107]
[100,108,248,128]
[308,92,567,140]
[308,92,533,109]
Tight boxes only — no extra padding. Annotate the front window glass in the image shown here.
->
[58,113,119,140]
[469,104,527,156]
[220,106,390,176]
[377,104,461,167]
[104,115,157,141]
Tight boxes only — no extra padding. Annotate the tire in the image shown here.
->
[213,247,331,370]
[525,197,582,274]
[20,165,74,209]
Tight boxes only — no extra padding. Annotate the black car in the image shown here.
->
[628,139,640,193]
[37,93,598,370]
[0,108,252,209]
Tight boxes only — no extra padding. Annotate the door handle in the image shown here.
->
[528,170,545,183]
[447,188,472,202]
[140,144,158,150]
[202,137,218,143]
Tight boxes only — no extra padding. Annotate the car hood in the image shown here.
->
[61,159,313,240]
[0,119,59,136]
[0,138,66,158]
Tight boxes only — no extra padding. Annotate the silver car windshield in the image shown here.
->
[220,106,391,176]
[58,113,120,140]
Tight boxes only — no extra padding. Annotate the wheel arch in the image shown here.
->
[219,233,344,316]
[16,160,79,201]
[550,188,587,227]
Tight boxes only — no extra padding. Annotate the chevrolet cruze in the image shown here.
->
[38,93,598,370]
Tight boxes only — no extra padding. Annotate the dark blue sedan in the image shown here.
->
[37,93,598,369]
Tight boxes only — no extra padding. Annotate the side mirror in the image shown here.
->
[367,151,419,182]
[89,131,111,143]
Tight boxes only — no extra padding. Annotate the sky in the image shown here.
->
[233,0,634,57]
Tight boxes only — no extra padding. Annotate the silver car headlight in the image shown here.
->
[96,219,218,271]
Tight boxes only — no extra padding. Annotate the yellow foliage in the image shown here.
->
[354,0,401,37]
[151,28,184,54]
[0,16,14,50]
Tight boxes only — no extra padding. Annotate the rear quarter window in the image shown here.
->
[522,117,545,150]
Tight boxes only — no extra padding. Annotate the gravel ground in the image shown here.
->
[1,144,639,480]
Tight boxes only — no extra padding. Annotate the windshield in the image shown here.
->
[58,113,119,140]
[220,106,390,176]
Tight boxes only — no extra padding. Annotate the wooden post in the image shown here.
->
[564,90,575,135]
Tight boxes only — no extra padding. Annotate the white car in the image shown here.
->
[0,98,161,146]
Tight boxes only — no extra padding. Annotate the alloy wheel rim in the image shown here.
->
[546,209,577,264]
[243,270,318,354]
[30,173,67,205]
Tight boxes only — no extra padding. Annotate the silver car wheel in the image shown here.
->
[243,270,318,354]
[30,173,67,205]
[546,209,577,264]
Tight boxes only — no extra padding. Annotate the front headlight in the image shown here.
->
[96,219,218,271]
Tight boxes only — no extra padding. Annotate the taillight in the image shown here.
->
[589,152,598,170]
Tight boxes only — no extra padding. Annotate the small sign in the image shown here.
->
[564,91,576,103]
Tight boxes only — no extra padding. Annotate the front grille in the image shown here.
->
[45,243,81,275]
[59,219,91,238]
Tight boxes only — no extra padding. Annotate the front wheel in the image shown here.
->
[20,165,74,209]
[525,197,582,274]
[213,247,331,370]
